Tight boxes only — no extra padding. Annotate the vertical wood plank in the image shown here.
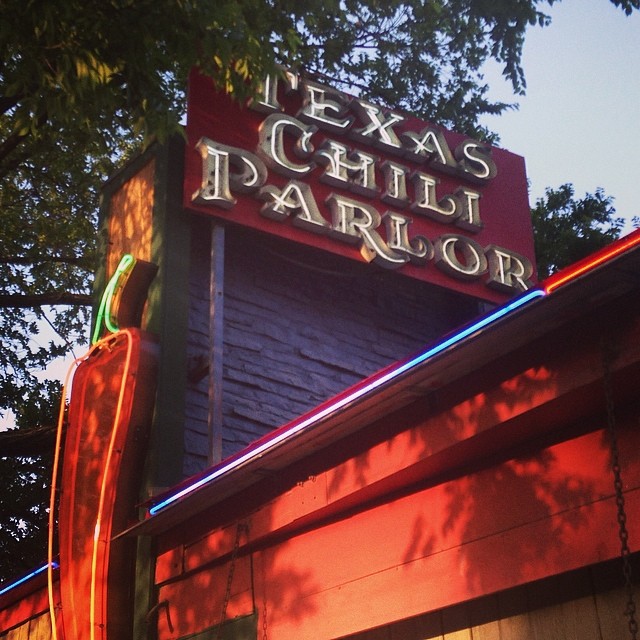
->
[471,620,501,640]
[5,620,30,640]
[28,612,52,639]
[146,135,191,489]
[498,609,532,640]
[527,574,565,640]
[529,594,602,640]
[595,587,634,640]
[559,594,603,640]
[468,595,500,640]
[444,630,472,640]
[497,588,532,640]
[208,223,225,464]
[107,157,155,275]
[443,603,471,640]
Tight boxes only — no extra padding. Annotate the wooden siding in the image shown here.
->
[342,564,639,640]
[184,218,214,475]
[153,418,640,640]
[153,291,640,640]
[0,579,61,640]
[2,611,53,639]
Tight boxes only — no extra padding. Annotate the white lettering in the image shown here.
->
[192,138,267,209]
[411,172,459,223]
[259,180,330,233]
[485,245,534,292]
[350,99,405,151]
[455,140,497,182]
[383,211,432,265]
[326,194,408,267]
[454,187,483,232]
[315,140,379,196]
[401,127,456,171]
[257,114,317,177]
[434,235,487,280]
[381,161,410,208]
[298,80,353,133]
[249,70,298,113]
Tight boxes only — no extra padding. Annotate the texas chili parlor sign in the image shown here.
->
[183,69,536,302]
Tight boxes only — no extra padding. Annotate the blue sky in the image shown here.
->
[480,1,640,232]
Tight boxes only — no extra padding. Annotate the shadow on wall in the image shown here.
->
[157,285,640,639]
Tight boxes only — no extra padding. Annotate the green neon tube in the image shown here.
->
[92,254,137,344]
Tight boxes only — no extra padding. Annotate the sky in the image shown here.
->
[479,0,640,232]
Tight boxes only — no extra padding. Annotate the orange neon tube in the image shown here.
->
[89,329,133,640]
[48,345,95,640]
[47,330,134,640]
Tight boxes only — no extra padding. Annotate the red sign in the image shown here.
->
[184,69,536,302]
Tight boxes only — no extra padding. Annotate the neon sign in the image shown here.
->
[184,69,537,302]
[543,229,640,293]
[4,234,639,600]
[47,329,157,640]
[148,288,544,516]
[45,254,158,638]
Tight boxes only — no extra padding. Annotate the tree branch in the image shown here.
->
[0,424,59,457]
[0,112,46,178]
[0,129,28,166]
[0,255,90,267]
[0,292,92,308]
[0,95,21,115]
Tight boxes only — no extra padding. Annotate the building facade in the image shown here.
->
[1,71,638,640]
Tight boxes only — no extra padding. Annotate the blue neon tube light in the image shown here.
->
[0,561,58,597]
[148,287,546,516]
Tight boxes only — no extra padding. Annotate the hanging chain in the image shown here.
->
[263,594,268,640]
[215,522,248,640]
[261,552,269,640]
[602,337,638,640]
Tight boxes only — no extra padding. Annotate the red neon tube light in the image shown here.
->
[544,228,640,294]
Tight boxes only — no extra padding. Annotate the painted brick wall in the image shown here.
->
[184,220,481,475]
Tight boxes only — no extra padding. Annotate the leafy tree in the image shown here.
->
[0,382,61,581]
[531,184,626,279]
[1,0,638,584]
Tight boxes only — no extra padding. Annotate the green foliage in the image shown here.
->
[0,381,61,583]
[0,453,53,580]
[0,0,567,423]
[0,0,637,586]
[531,184,625,279]
[285,0,548,141]
[1,129,100,395]
[3,0,620,155]
[0,120,115,585]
